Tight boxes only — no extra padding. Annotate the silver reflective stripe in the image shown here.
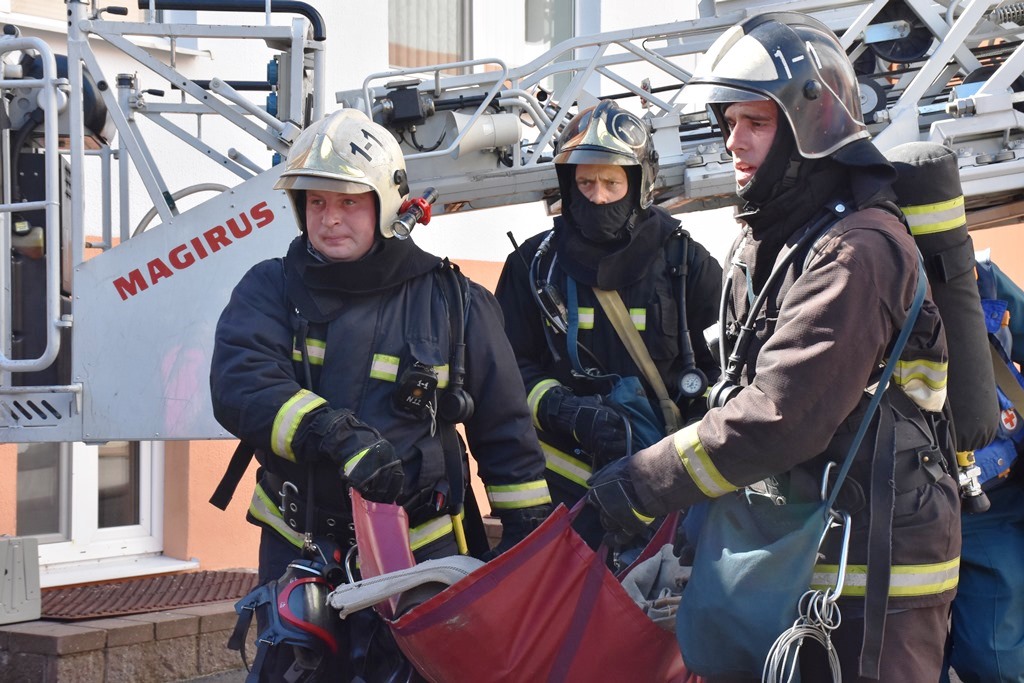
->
[487,479,552,510]
[292,337,326,365]
[893,358,948,412]
[271,390,327,462]
[541,441,591,488]
[248,483,305,549]
[409,515,454,551]
[674,425,736,498]
[902,196,965,236]
[811,557,959,597]
[578,307,594,330]
[370,354,400,382]
[629,308,646,331]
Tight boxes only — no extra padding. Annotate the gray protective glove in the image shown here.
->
[538,386,629,465]
[586,456,655,549]
[309,409,404,503]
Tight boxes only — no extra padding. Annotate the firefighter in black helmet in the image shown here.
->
[587,13,960,681]
[211,108,551,681]
[495,100,722,549]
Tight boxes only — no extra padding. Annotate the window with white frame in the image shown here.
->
[17,441,175,587]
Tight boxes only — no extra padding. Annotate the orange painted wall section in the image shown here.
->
[972,225,1023,285]
[165,440,260,570]
[0,444,17,533]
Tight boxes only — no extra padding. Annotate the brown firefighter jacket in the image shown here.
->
[631,204,961,611]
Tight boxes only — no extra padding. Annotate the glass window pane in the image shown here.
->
[16,442,64,537]
[98,441,140,528]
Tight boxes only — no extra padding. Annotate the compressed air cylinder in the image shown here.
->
[886,142,999,451]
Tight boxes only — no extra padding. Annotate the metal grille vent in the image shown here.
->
[41,570,259,621]
[0,392,75,427]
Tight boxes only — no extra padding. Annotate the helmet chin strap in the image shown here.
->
[778,157,802,192]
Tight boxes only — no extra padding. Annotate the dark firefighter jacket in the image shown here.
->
[630,154,961,612]
[495,207,722,490]
[210,235,550,554]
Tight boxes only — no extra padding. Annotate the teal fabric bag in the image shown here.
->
[605,375,665,452]
[676,495,828,677]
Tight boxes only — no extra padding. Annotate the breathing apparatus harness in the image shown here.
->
[509,226,708,404]
[211,261,475,530]
[707,201,849,409]
[220,260,479,679]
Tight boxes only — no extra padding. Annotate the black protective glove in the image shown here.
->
[538,386,629,465]
[586,457,655,549]
[341,439,404,504]
[484,504,553,560]
[309,409,404,503]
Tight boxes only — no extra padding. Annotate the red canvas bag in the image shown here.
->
[350,492,698,683]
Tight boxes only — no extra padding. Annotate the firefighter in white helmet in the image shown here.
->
[210,108,551,681]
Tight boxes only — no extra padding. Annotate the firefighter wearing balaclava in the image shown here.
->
[586,12,960,682]
[495,100,723,548]
[211,108,551,681]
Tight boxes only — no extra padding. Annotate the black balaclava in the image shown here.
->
[556,166,667,290]
[566,178,639,244]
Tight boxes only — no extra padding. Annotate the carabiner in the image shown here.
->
[825,509,852,603]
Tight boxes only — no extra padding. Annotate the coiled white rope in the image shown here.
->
[763,589,843,683]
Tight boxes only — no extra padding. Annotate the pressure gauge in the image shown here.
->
[678,368,708,399]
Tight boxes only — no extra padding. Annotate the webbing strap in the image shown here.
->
[593,287,682,433]
[991,342,1024,408]
[860,399,896,678]
[209,440,256,510]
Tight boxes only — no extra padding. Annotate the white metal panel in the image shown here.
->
[73,168,296,441]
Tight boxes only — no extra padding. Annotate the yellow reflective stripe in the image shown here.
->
[434,364,450,389]
[893,358,948,412]
[487,479,552,510]
[630,308,647,331]
[291,337,326,365]
[370,354,400,382]
[248,483,305,549]
[271,390,327,462]
[343,446,369,476]
[541,440,591,487]
[578,307,595,330]
[528,379,561,430]
[811,557,960,597]
[632,506,655,525]
[409,515,454,551]
[901,196,965,236]
[674,423,737,497]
